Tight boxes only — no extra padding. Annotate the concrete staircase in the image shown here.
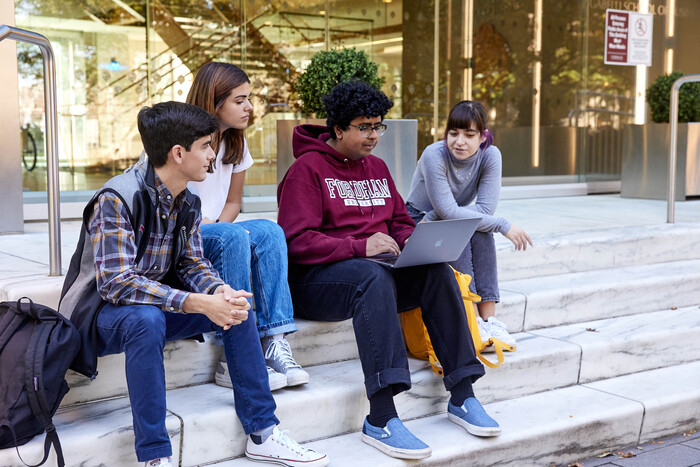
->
[1,217,700,466]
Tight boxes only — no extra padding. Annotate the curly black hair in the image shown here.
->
[322,80,394,139]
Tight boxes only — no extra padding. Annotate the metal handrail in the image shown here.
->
[0,25,61,275]
[667,74,700,223]
[567,108,635,127]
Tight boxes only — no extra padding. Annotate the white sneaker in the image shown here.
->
[475,316,492,344]
[245,426,329,467]
[215,351,287,391]
[484,317,516,350]
[264,338,309,387]
[144,457,172,467]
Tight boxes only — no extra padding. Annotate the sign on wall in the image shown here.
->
[604,9,653,66]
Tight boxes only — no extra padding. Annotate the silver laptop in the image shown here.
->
[366,217,481,268]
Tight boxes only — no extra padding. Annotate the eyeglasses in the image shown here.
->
[348,123,387,137]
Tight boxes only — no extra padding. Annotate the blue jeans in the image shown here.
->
[201,219,297,338]
[289,259,485,399]
[96,303,279,462]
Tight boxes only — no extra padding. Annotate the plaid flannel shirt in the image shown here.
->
[87,173,224,312]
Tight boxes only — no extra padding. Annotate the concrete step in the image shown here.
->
[294,257,700,363]
[530,305,700,383]
[6,357,699,467]
[0,395,183,466]
[504,257,700,330]
[495,222,700,281]
[4,221,700,311]
[63,328,577,408]
[214,361,700,467]
[61,304,700,423]
[62,333,221,406]
[4,243,699,344]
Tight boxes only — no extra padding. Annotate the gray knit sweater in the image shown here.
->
[406,141,511,234]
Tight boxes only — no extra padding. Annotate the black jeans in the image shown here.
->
[289,259,484,399]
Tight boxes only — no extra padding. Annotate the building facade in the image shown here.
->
[3,0,699,199]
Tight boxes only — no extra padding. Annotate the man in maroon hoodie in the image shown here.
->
[277,81,501,460]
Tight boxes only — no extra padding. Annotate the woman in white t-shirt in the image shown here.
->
[187,62,307,391]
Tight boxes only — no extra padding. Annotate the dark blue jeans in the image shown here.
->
[289,259,484,399]
[96,303,279,462]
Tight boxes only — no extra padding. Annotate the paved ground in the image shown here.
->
[573,429,700,467]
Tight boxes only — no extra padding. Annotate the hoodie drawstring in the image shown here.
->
[343,159,376,219]
[361,159,375,219]
[344,159,365,216]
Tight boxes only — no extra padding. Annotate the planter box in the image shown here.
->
[621,123,700,200]
[276,119,418,199]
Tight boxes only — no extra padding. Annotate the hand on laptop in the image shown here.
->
[366,232,401,256]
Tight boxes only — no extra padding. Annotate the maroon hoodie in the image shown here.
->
[277,124,416,265]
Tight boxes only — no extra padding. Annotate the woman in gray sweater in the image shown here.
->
[405,101,531,349]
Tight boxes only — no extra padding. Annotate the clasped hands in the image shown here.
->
[183,284,252,331]
[213,284,251,330]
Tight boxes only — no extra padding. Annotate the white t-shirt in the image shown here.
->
[191,138,254,220]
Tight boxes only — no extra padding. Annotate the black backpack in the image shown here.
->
[0,297,80,467]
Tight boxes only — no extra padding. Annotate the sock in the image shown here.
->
[449,379,475,407]
[367,386,398,428]
[250,424,275,445]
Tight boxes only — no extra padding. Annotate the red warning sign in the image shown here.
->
[605,10,629,63]
[604,9,653,66]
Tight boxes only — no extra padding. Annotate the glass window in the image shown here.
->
[15,0,700,195]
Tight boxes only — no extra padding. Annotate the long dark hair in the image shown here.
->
[186,62,250,167]
[444,100,493,149]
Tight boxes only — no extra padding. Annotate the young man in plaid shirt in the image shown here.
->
[59,101,328,467]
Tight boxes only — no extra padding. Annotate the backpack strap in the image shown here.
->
[0,311,25,354]
[7,423,58,467]
[23,322,66,467]
[476,340,506,369]
[16,297,37,317]
[452,268,516,369]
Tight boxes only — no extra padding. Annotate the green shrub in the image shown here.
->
[646,72,700,123]
[294,48,384,118]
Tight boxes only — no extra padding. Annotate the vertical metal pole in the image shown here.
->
[41,39,61,275]
[668,85,680,222]
[433,0,439,143]
[667,74,700,223]
[0,25,62,275]
[581,3,589,182]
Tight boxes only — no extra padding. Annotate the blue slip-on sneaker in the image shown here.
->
[447,397,502,437]
[361,417,432,459]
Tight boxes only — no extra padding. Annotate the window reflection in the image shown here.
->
[13,0,700,193]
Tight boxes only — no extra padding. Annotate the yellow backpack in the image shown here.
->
[401,267,515,375]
